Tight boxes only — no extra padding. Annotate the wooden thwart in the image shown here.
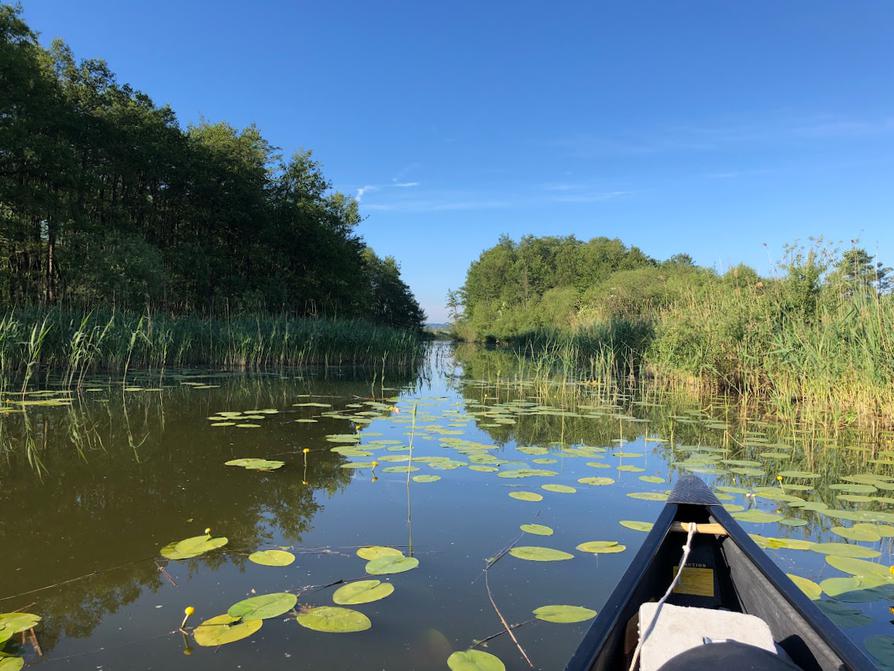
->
[670,521,727,536]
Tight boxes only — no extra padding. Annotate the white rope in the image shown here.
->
[628,522,698,671]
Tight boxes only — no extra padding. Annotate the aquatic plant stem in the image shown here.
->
[484,566,534,668]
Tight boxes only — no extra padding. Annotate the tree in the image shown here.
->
[834,247,892,297]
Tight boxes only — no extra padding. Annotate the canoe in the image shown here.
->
[565,475,876,671]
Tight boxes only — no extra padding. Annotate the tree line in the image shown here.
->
[0,4,424,330]
[453,233,892,342]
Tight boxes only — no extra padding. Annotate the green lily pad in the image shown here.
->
[626,492,668,502]
[778,470,819,479]
[248,549,295,567]
[830,483,877,494]
[498,468,558,479]
[577,477,615,486]
[0,658,24,671]
[617,465,646,473]
[639,476,665,484]
[810,542,881,558]
[732,510,783,523]
[865,635,894,668]
[228,592,298,619]
[382,465,420,473]
[532,604,597,623]
[820,576,889,602]
[825,555,893,580]
[0,613,41,643]
[520,523,554,536]
[542,484,576,494]
[831,524,882,542]
[365,554,419,575]
[576,541,626,554]
[508,546,574,562]
[750,535,814,550]
[447,649,506,671]
[296,606,371,633]
[160,533,228,560]
[412,475,441,483]
[509,491,543,502]
[817,600,871,628]
[619,520,653,532]
[224,458,285,471]
[194,614,263,646]
[356,546,404,560]
[332,580,394,605]
[786,574,821,600]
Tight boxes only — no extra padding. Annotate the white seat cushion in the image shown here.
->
[638,602,776,671]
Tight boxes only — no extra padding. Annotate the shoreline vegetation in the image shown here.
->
[0,307,424,391]
[0,4,425,382]
[452,235,894,429]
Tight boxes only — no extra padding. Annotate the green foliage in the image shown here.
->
[0,6,423,329]
[457,235,894,426]
[0,306,423,384]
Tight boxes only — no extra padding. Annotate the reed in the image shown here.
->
[0,306,424,386]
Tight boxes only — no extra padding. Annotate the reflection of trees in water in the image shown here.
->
[0,366,418,654]
[452,344,891,542]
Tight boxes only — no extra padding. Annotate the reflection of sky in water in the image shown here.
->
[1,342,893,669]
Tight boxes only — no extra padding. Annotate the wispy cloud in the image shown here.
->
[356,185,380,202]
[553,115,894,158]
[364,198,511,213]
[392,181,420,188]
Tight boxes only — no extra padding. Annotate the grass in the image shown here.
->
[457,287,894,430]
[0,306,423,389]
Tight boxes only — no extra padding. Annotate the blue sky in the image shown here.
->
[21,1,894,321]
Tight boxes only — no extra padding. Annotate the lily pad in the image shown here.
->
[193,614,262,646]
[228,592,298,620]
[865,635,894,668]
[576,541,626,554]
[356,546,404,560]
[332,580,394,605]
[0,613,41,643]
[365,555,419,575]
[732,510,783,523]
[296,606,371,633]
[817,600,871,628]
[509,491,543,502]
[786,574,821,600]
[810,542,881,559]
[778,470,819,479]
[508,546,574,562]
[532,604,597,623]
[831,524,882,542]
[639,476,665,484]
[447,649,505,671]
[825,555,893,580]
[498,468,558,479]
[0,657,24,671]
[820,576,889,602]
[225,458,285,471]
[249,549,295,567]
[577,477,614,486]
[619,520,653,532]
[520,523,554,536]
[542,484,576,494]
[626,492,668,502]
[412,475,441,483]
[160,533,228,560]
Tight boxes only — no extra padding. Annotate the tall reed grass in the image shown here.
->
[0,306,423,389]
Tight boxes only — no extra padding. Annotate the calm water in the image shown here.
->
[2,342,894,669]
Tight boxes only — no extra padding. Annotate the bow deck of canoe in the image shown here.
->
[566,476,876,671]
